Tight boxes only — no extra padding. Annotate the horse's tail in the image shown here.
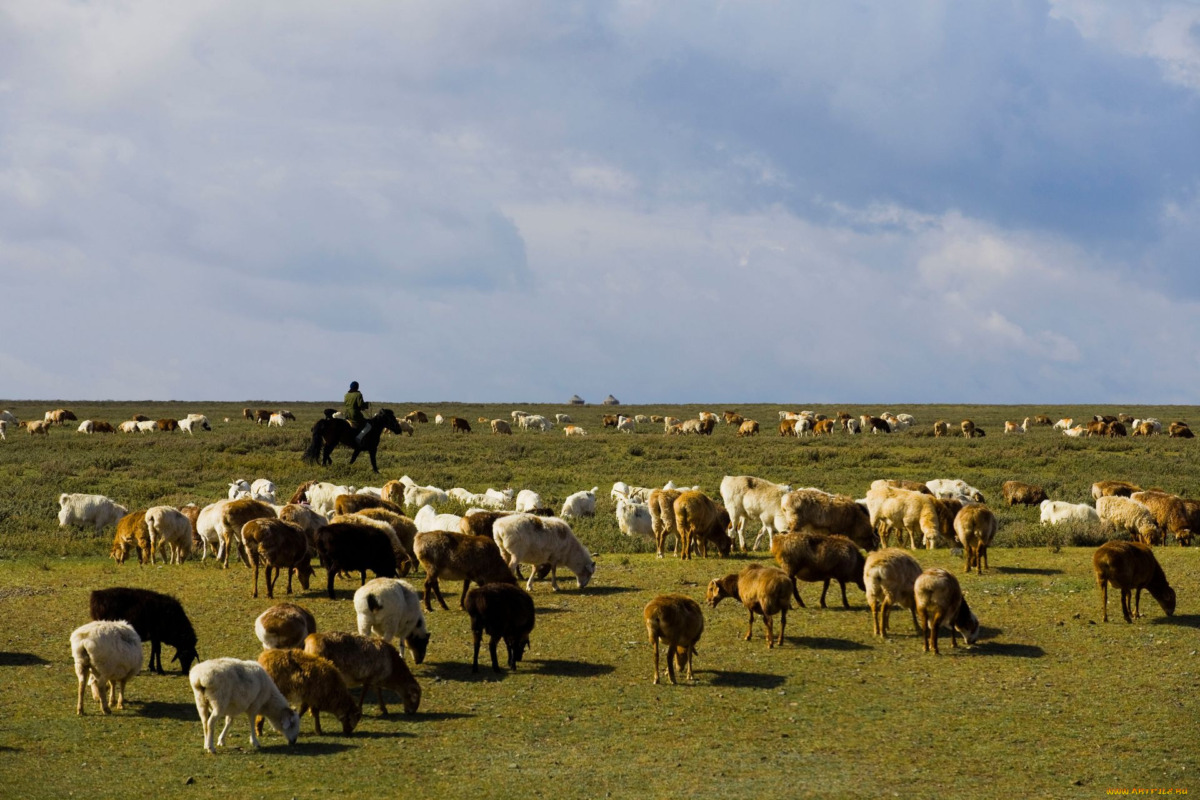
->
[302,420,325,463]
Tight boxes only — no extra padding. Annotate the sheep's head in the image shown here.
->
[705,578,729,607]
[295,561,315,591]
[505,633,530,672]
[276,707,301,745]
[402,682,422,714]
[1158,586,1177,616]
[577,560,596,589]
[172,645,199,674]
[406,630,430,665]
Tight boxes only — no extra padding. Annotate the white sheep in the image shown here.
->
[435,414,445,425]
[492,513,596,591]
[1096,496,1163,545]
[0,410,17,425]
[353,578,430,662]
[403,484,449,509]
[925,478,985,503]
[864,548,924,637]
[514,489,545,513]
[71,620,142,715]
[228,479,252,500]
[0,419,6,440]
[554,413,573,424]
[306,482,355,518]
[76,420,94,434]
[118,420,139,433]
[616,416,636,433]
[523,414,554,432]
[268,413,287,427]
[560,487,599,518]
[195,500,230,561]
[58,493,129,535]
[356,486,383,497]
[720,475,791,551]
[250,479,277,504]
[189,658,300,754]
[615,497,654,539]
[135,420,157,433]
[145,505,194,564]
[414,504,463,533]
[611,481,631,501]
[1039,499,1100,526]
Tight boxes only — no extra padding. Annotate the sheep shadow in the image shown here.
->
[703,670,787,689]
[527,659,616,678]
[1150,614,1200,629]
[424,660,510,682]
[791,636,872,651]
[967,642,1046,658]
[342,730,415,740]
[577,585,637,596]
[137,700,198,721]
[993,566,1063,576]
[0,652,50,667]
[402,711,474,724]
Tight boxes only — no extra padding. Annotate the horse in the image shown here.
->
[302,409,403,473]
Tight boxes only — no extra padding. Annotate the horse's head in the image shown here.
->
[376,408,403,434]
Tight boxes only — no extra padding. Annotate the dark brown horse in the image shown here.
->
[303,409,403,473]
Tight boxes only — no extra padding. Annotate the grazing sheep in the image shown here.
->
[413,529,518,610]
[354,578,430,663]
[736,419,760,437]
[27,420,51,435]
[933,420,950,437]
[76,419,94,434]
[1093,541,1176,623]
[960,420,976,438]
[255,603,318,650]
[868,486,945,550]
[493,513,596,591]
[403,484,450,510]
[643,594,704,684]
[1130,491,1200,546]
[256,649,361,736]
[1001,481,1048,506]
[315,521,400,599]
[1096,496,1164,546]
[1039,499,1101,526]
[720,475,791,551]
[563,425,588,436]
[110,509,151,565]
[334,493,404,517]
[405,410,429,424]
[770,532,866,609]
[1091,480,1142,500]
[145,505,194,565]
[706,564,794,648]
[58,493,129,535]
[70,621,142,715]
[778,419,797,437]
[954,504,997,574]
[673,491,733,560]
[464,583,536,673]
[780,489,878,551]
[190,658,300,753]
[305,482,356,518]
[303,632,421,715]
[863,548,923,637]
[450,416,472,433]
[243,518,315,598]
[1003,419,1027,434]
[913,568,980,654]
[155,418,179,432]
[491,419,512,435]
[1169,421,1193,438]
[560,487,599,518]
[90,587,199,674]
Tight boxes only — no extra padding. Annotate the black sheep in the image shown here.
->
[316,522,399,599]
[464,583,536,673]
[89,587,199,674]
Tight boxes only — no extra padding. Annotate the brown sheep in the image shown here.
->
[1091,480,1142,500]
[459,510,515,539]
[1034,414,1053,426]
[491,419,513,435]
[650,415,664,423]
[242,518,315,599]
[914,568,980,654]
[1169,421,1193,438]
[1130,491,1200,547]
[255,603,317,650]
[276,503,329,552]
[354,508,418,573]
[405,410,428,424]
[1095,414,1119,424]
[178,503,202,549]
[812,419,836,436]
[602,414,620,428]
[1086,419,1109,437]
[303,632,421,716]
[219,498,277,568]
[1133,421,1158,436]
[864,548,923,637]
[1093,541,1176,623]
[778,419,797,437]
[464,583,536,673]
[885,479,933,495]
[737,419,760,437]
[27,420,50,435]
[960,419,975,438]
[644,594,704,684]
[256,649,361,736]
[673,491,733,560]
[706,564,794,648]
[649,488,683,557]
[866,416,891,433]
[954,504,997,574]
[449,416,472,433]
[92,420,116,434]
[243,408,255,421]
[111,510,151,565]
[334,494,404,517]
[413,530,517,611]
[780,489,878,551]
[770,532,866,609]
[722,410,742,425]
[155,418,178,432]
[1108,421,1128,437]
[1001,480,1048,506]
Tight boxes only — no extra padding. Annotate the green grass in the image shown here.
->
[1,401,1198,798]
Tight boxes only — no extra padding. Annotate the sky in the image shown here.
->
[3,0,1200,404]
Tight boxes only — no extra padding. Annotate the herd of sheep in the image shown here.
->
[42,403,1189,755]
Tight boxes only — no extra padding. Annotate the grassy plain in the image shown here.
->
[1,400,1198,798]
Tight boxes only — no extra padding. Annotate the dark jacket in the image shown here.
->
[344,391,368,426]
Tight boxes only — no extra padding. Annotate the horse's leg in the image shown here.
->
[368,446,379,473]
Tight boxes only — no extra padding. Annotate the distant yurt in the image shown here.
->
[602,394,620,406]
[569,395,585,405]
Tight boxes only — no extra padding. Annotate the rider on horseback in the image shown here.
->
[344,381,371,444]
